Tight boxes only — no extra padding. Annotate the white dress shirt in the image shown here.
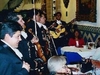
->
[1,39,23,59]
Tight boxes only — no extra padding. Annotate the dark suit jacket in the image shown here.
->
[49,20,69,48]
[0,41,29,75]
[18,35,36,69]
[25,20,45,47]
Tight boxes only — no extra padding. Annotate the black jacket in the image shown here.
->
[0,40,29,75]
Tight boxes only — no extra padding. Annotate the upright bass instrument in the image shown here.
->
[28,28,46,62]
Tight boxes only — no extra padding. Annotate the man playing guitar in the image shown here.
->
[49,12,69,48]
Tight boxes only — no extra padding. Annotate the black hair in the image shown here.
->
[55,12,62,16]
[0,21,22,39]
[0,10,12,22]
[6,12,19,22]
[73,29,82,39]
[28,9,40,19]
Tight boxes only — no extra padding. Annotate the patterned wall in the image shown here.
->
[77,25,100,45]
[46,0,61,21]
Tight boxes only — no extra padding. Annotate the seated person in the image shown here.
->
[47,56,72,75]
[68,29,85,47]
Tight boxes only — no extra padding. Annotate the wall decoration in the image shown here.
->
[63,0,69,8]
[76,0,96,22]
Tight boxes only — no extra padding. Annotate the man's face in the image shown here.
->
[17,15,25,28]
[5,31,21,49]
[56,14,61,20]
[40,14,46,24]
[35,13,41,22]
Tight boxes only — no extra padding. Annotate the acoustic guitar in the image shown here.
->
[49,24,65,39]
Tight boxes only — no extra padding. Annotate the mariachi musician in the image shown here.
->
[49,12,69,48]
[25,9,49,75]
[6,11,45,75]
[25,9,47,61]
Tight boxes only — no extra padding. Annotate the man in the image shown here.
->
[25,9,49,75]
[0,21,30,75]
[49,12,69,48]
[25,9,47,62]
[6,12,40,75]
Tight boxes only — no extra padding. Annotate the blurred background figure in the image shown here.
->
[47,56,72,75]
[96,37,100,48]
[68,29,85,47]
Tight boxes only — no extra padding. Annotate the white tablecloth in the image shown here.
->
[61,46,100,74]
[61,46,96,58]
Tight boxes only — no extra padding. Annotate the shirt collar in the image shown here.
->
[37,22,48,30]
[37,22,42,28]
[1,39,23,59]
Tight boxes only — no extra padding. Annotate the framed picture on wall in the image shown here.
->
[76,0,96,22]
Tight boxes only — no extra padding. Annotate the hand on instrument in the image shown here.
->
[31,36,39,44]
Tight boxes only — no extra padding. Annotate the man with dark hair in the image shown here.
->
[25,9,47,62]
[6,11,40,75]
[49,12,69,49]
[0,21,30,75]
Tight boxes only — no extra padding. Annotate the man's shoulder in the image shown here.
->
[26,20,35,26]
[61,20,67,24]
[0,42,5,50]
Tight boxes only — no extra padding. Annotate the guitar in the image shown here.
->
[49,24,65,39]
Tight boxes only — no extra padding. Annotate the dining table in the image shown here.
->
[60,46,100,75]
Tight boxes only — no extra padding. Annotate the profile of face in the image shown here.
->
[5,31,21,49]
[48,56,71,75]
[56,65,71,74]
[17,15,25,28]
[40,14,46,24]
[35,13,41,22]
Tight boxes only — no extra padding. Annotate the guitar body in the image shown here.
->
[50,25,65,39]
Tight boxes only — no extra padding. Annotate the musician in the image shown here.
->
[0,21,30,75]
[25,9,49,74]
[6,11,41,75]
[37,10,54,60]
[49,12,69,48]
[25,9,47,58]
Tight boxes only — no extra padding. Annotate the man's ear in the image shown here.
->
[5,34,11,40]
